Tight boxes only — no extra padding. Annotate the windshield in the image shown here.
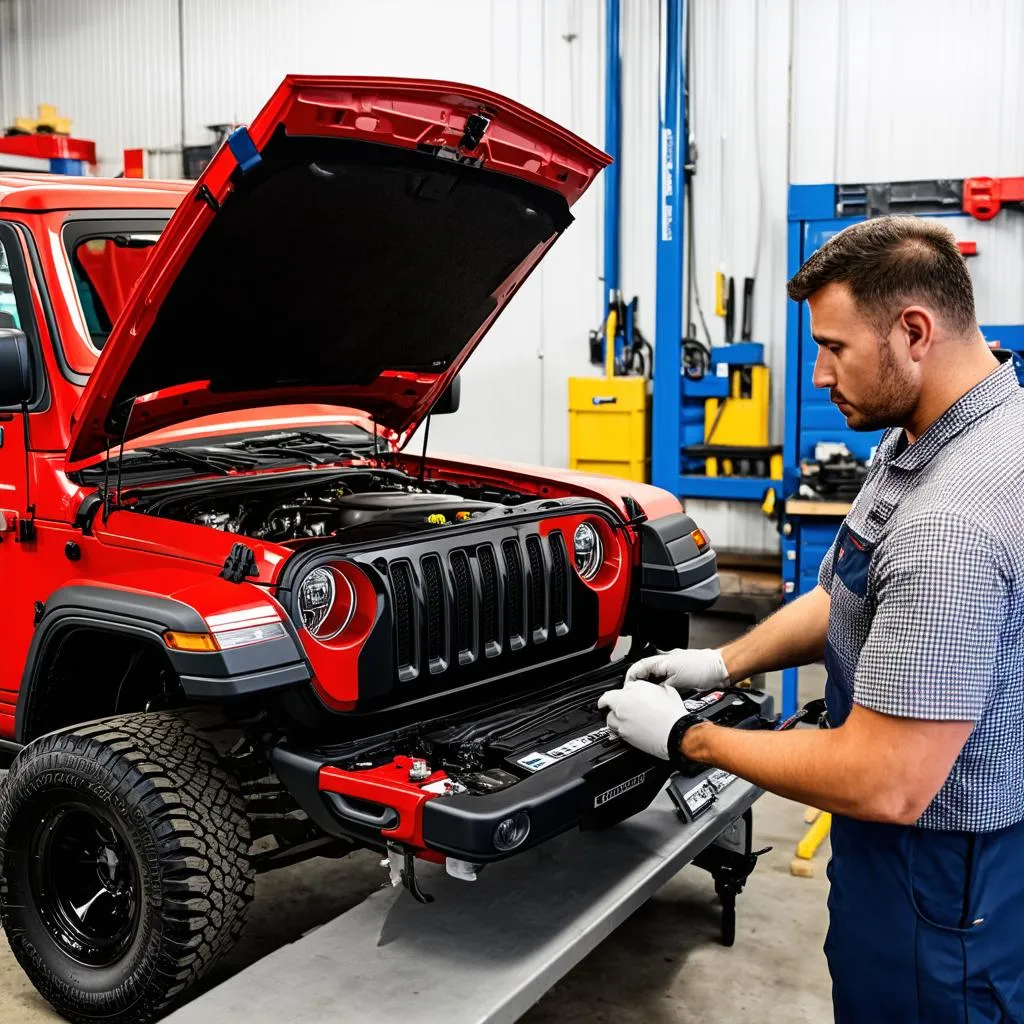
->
[62,217,168,352]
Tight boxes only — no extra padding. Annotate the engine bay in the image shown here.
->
[131,467,544,545]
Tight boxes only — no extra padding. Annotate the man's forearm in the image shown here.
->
[684,722,884,818]
[683,705,973,825]
[720,585,830,682]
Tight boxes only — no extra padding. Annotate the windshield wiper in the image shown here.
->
[128,446,251,475]
[223,431,384,462]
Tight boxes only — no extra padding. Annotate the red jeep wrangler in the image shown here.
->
[0,77,768,1023]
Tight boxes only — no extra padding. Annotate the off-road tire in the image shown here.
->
[0,712,255,1023]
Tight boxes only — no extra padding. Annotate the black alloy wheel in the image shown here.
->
[29,797,141,968]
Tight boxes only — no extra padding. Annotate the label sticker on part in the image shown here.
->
[682,779,715,816]
[421,778,468,795]
[517,752,557,773]
[517,726,611,773]
[684,691,725,714]
[707,769,737,793]
[545,726,610,760]
[594,770,650,807]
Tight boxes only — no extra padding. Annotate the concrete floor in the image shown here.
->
[0,614,835,1024]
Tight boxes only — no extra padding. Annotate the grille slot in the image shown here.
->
[449,549,477,666]
[549,531,571,636]
[388,560,419,682]
[477,544,503,658]
[502,540,527,651]
[526,535,549,643]
[421,554,448,673]
[382,524,586,687]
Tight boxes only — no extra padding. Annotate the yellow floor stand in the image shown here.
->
[790,808,831,878]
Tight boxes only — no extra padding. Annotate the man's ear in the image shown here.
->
[899,306,935,363]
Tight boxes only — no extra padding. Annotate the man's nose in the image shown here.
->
[812,348,835,389]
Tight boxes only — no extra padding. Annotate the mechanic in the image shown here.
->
[600,216,1024,1022]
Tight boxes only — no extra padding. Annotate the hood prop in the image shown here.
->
[101,398,136,523]
[418,414,432,485]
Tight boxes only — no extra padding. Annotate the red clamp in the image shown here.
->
[962,176,1024,221]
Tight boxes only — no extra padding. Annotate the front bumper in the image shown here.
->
[270,663,775,864]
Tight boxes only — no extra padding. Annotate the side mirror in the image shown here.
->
[0,329,32,407]
[433,374,461,415]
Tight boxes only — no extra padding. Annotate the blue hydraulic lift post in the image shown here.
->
[603,0,621,316]
[652,0,686,496]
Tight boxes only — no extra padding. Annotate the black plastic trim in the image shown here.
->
[72,492,104,534]
[639,575,721,611]
[638,513,721,612]
[421,746,668,862]
[180,661,310,699]
[16,584,310,741]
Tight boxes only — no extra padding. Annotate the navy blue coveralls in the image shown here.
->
[819,354,1024,1022]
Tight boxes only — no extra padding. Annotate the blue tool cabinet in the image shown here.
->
[780,183,1024,716]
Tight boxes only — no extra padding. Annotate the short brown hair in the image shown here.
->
[786,215,976,334]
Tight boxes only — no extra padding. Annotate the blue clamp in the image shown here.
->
[227,127,262,175]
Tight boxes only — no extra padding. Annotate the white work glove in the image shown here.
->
[624,647,729,690]
[597,680,686,760]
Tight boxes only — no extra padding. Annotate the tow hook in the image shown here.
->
[387,842,434,904]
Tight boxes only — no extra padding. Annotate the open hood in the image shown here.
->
[67,76,608,467]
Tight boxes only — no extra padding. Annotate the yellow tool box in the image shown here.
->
[568,308,650,482]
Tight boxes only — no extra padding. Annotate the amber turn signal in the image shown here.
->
[163,630,219,652]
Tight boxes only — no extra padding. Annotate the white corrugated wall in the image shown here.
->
[0,0,1022,555]
[790,0,1024,340]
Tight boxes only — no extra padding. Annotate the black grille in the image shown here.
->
[549,531,571,636]
[381,528,587,687]
[526,535,548,643]
[389,560,418,682]
[450,549,476,665]
[421,554,448,673]
[502,540,527,651]
[478,544,502,657]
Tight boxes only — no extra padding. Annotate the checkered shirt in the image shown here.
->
[818,353,1024,831]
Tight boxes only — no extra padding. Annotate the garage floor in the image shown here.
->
[1,615,834,1024]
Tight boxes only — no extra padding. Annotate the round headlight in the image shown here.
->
[297,566,355,640]
[573,522,604,580]
[493,811,531,852]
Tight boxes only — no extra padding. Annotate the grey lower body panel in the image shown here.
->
[165,780,762,1024]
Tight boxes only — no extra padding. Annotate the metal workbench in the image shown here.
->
[167,779,761,1024]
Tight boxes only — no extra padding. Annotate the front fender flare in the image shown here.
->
[17,584,310,743]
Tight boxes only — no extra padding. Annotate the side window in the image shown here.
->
[0,236,23,331]
[0,223,45,411]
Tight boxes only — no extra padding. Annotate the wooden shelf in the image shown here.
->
[785,498,852,517]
